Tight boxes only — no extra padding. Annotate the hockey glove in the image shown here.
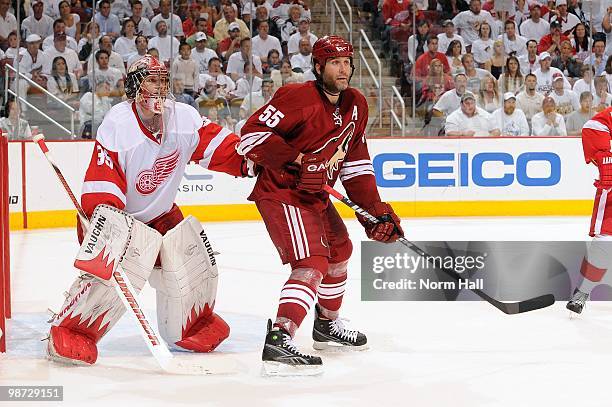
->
[594,151,612,189]
[357,202,404,243]
[296,154,328,193]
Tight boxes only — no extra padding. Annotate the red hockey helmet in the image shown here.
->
[126,54,169,113]
[311,35,354,76]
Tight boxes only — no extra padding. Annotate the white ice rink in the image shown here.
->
[2,216,612,407]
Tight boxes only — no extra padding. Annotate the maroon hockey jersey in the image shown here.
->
[239,81,380,212]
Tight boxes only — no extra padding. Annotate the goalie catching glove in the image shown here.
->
[357,202,403,243]
[594,151,612,189]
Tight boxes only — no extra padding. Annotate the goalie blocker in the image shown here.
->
[48,205,229,365]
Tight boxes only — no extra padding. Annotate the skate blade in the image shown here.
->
[261,361,323,377]
[313,341,369,352]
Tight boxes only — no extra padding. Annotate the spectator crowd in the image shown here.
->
[1,0,319,138]
[375,0,612,136]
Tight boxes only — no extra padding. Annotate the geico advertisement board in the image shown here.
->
[8,137,598,215]
[368,138,597,202]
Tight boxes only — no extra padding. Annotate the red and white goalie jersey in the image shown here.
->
[582,107,612,236]
[82,100,244,222]
[238,81,379,211]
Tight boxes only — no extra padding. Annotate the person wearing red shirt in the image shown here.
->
[537,20,569,57]
[413,36,451,80]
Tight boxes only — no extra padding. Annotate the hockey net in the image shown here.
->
[0,131,9,352]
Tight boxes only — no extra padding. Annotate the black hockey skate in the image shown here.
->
[312,305,368,351]
[262,319,322,376]
[566,289,589,314]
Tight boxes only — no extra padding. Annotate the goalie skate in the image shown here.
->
[261,320,322,376]
[312,305,368,351]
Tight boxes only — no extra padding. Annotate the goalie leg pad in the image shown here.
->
[151,216,229,352]
[48,217,162,364]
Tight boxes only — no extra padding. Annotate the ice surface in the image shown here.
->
[2,217,610,407]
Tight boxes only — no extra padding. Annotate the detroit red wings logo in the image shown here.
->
[136,149,180,195]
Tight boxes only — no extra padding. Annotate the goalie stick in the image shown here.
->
[323,184,555,315]
[33,134,234,375]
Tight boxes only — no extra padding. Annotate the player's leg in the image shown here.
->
[256,199,329,375]
[568,188,612,314]
[150,215,229,352]
[48,216,162,365]
[312,203,367,350]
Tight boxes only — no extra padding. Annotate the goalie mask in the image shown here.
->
[126,55,169,114]
[311,35,355,89]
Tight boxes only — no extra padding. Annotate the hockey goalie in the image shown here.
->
[46,55,250,365]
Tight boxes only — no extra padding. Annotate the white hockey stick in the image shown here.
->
[33,134,229,375]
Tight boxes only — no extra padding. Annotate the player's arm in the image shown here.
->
[238,87,302,170]
[341,130,403,243]
[582,111,612,188]
[190,117,251,177]
[81,140,127,219]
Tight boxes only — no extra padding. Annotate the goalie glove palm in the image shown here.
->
[297,153,327,193]
[594,151,612,189]
[357,202,404,243]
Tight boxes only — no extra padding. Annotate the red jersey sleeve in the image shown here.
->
[81,141,127,218]
[238,84,303,170]
[191,118,245,177]
[582,108,612,163]
[339,102,381,209]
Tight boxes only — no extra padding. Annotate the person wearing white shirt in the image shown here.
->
[114,19,137,62]
[198,57,236,97]
[533,52,570,93]
[130,1,152,37]
[58,0,81,41]
[445,91,501,136]
[150,0,185,38]
[110,0,132,20]
[549,0,580,34]
[87,50,124,96]
[171,43,198,93]
[433,73,469,117]
[252,21,283,64]
[451,0,495,46]
[86,36,126,76]
[43,33,82,78]
[604,8,612,57]
[148,21,181,64]
[549,73,580,118]
[491,93,530,136]
[0,0,17,48]
[531,97,567,136]
[437,20,466,56]
[593,75,612,110]
[289,38,312,73]
[517,39,540,76]
[499,20,527,57]
[226,38,263,81]
[190,32,218,75]
[239,79,274,117]
[232,66,263,98]
[21,0,54,39]
[519,4,550,41]
[43,20,78,52]
[286,18,317,56]
[17,34,51,107]
[127,35,149,69]
[470,21,494,65]
[572,64,595,96]
[516,73,545,129]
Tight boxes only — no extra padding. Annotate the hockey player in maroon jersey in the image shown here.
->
[239,35,403,375]
[567,107,612,314]
[47,55,252,365]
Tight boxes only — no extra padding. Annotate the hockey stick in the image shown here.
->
[323,184,556,314]
[33,135,224,375]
